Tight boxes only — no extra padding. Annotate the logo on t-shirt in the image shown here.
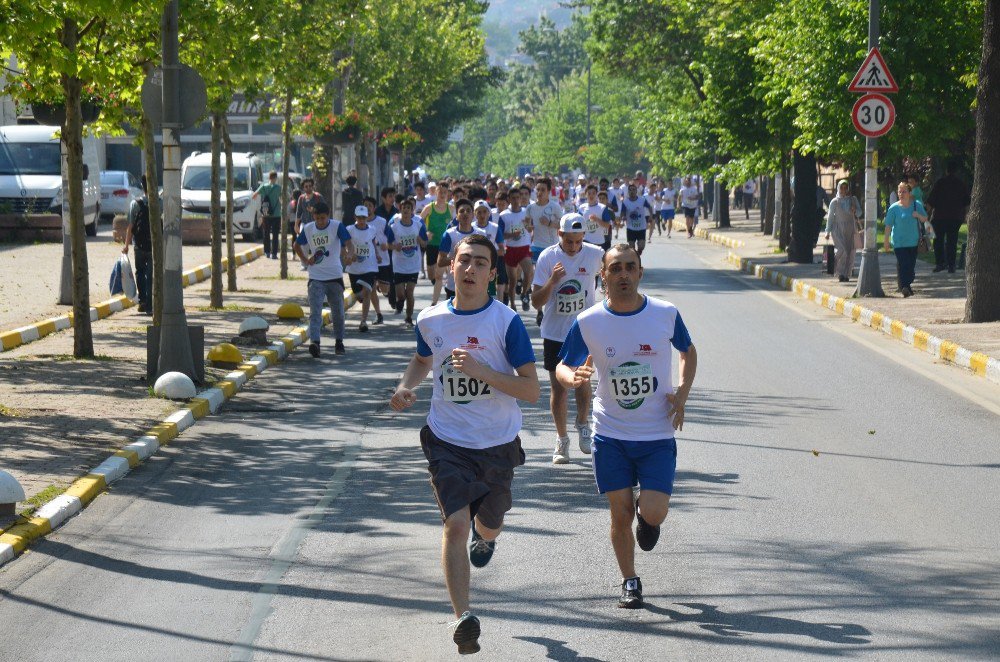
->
[606,346,616,358]
[635,343,656,356]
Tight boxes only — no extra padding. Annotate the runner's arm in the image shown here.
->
[390,352,434,411]
[451,351,539,403]
[667,344,697,431]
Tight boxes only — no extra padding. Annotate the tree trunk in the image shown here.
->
[966,0,1000,322]
[280,90,293,280]
[788,150,817,263]
[314,142,333,204]
[140,110,163,328]
[717,179,730,228]
[223,118,237,292]
[779,164,792,251]
[210,110,223,308]
[61,19,93,358]
[763,175,775,235]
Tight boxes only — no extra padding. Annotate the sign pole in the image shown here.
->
[855,0,885,298]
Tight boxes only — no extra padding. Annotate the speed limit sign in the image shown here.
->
[852,93,895,138]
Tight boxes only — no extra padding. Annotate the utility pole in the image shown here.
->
[854,0,885,297]
[156,0,196,379]
[585,62,592,147]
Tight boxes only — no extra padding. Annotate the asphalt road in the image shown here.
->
[0,234,997,661]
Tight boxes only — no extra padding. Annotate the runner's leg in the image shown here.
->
[550,374,568,439]
[573,382,591,429]
[636,490,670,527]
[607,488,637,579]
[442,508,472,617]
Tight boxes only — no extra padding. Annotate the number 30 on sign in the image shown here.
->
[852,93,896,138]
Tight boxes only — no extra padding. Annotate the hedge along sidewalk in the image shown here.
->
[0,246,265,354]
[0,292,356,569]
[670,216,1000,386]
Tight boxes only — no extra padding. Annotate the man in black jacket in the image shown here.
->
[925,161,971,273]
[123,179,154,314]
[341,175,364,226]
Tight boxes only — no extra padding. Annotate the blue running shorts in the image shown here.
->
[592,435,677,495]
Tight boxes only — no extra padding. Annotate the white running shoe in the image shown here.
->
[577,423,593,455]
[552,438,570,464]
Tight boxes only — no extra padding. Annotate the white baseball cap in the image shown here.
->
[559,213,585,233]
[473,200,491,211]
[354,205,370,218]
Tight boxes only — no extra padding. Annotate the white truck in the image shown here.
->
[0,124,102,236]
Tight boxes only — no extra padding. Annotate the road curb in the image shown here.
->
[723,251,1000,385]
[0,290,357,569]
[0,246,265,354]
[669,220,746,249]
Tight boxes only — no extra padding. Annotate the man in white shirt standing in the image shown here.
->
[742,178,756,219]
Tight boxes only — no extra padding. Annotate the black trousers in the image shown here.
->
[894,246,918,289]
[262,216,281,256]
[931,218,962,270]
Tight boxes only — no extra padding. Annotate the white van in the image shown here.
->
[180,151,263,241]
[0,124,102,236]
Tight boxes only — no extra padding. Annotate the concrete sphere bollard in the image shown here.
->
[0,470,26,516]
[239,316,269,334]
[153,371,197,400]
[277,302,304,320]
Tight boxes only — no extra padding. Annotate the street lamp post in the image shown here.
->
[855,0,886,297]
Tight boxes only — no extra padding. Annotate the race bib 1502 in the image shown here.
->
[442,363,494,403]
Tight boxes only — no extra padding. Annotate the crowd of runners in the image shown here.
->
[293,170,699,655]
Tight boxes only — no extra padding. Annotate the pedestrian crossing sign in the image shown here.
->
[849,47,898,93]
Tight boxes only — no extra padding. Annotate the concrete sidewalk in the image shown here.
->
[665,208,999,377]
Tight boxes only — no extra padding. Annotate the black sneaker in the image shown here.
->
[308,342,320,358]
[404,318,414,329]
[450,611,481,655]
[395,303,404,314]
[374,313,384,325]
[521,294,529,311]
[469,526,496,568]
[635,499,660,551]
[359,321,369,333]
[535,310,543,326]
[619,576,643,609]
[334,341,346,355]
[933,265,946,273]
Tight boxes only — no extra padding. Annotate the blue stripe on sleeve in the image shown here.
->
[295,230,307,245]
[337,223,351,242]
[558,321,590,366]
[439,233,453,255]
[671,312,693,352]
[384,225,395,243]
[415,325,433,357]
[504,314,536,368]
[419,225,428,241]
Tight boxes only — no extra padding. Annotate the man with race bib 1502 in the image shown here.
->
[390,233,539,656]
[556,243,698,610]
[532,213,605,465]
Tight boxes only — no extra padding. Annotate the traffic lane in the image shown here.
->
[0,339,410,662]
[247,242,997,660]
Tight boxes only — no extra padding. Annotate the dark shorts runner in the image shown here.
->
[626,229,646,242]
[394,272,419,285]
[420,425,525,530]
[349,272,378,295]
[377,265,394,284]
[425,245,440,267]
[682,206,698,218]
[542,338,564,372]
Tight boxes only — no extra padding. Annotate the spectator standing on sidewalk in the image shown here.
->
[824,180,862,283]
[122,180,153,314]
[252,171,282,259]
[924,161,971,273]
[883,181,927,298]
[294,178,326,236]
[742,179,756,219]
[341,175,364,226]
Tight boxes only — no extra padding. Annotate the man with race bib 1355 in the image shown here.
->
[556,243,697,609]
[390,233,539,655]
[532,213,604,465]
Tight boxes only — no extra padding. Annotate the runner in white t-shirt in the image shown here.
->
[618,183,654,256]
[389,198,428,328]
[390,233,539,656]
[500,189,533,313]
[531,213,605,464]
[345,204,389,333]
[578,184,612,247]
[556,243,697,610]
[678,176,701,238]
[293,201,353,358]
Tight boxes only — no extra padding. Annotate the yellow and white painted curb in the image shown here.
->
[0,246,265,354]
[669,219,746,249]
[0,289,357,568]
[724,251,1000,386]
